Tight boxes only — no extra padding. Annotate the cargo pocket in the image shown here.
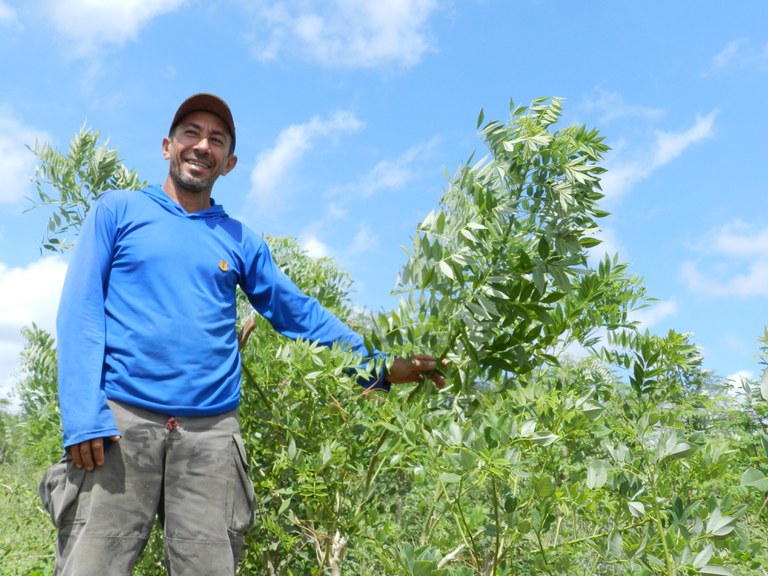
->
[38,454,91,528]
[227,433,256,559]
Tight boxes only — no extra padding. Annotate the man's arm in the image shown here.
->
[56,195,122,460]
[241,238,445,390]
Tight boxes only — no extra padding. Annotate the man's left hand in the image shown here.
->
[385,355,446,389]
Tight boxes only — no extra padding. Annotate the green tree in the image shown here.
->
[351,98,753,575]
[235,237,387,575]
[373,98,642,394]
[28,125,146,252]
[0,398,14,463]
[12,324,62,466]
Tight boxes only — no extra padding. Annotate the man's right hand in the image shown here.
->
[69,436,121,471]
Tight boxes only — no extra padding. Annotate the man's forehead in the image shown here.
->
[176,111,232,138]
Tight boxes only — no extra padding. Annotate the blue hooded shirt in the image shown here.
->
[56,185,385,448]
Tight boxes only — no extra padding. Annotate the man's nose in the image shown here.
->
[193,137,211,152]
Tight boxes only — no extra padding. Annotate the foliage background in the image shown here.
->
[2,99,768,575]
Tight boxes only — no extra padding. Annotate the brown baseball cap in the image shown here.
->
[170,93,236,153]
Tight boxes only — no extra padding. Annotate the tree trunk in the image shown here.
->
[328,530,348,576]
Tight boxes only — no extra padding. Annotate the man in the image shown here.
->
[39,93,444,576]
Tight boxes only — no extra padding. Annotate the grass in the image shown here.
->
[0,455,169,576]
[0,458,56,576]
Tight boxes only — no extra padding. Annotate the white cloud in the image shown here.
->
[325,202,349,221]
[681,259,768,298]
[248,0,439,69]
[702,39,768,77]
[300,234,333,259]
[289,137,436,265]
[37,0,189,57]
[703,40,747,77]
[297,222,379,262]
[362,137,440,198]
[295,208,380,269]
[598,162,646,202]
[0,257,67,408]
[328,136,440,203]
[600,111,716,201]
[248,111,364,214]
[0,1,18,26]
[348,226,378,258]
[708,220,768,256]
[722,331,755,357]
[651,113,717,166]
[681,221,768,297]
[582,90,664,124]
[628,299,678,330]
[0,108,49,205]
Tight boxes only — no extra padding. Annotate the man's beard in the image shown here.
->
[169,159,215,194]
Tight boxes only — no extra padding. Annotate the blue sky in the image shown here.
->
[1,0,767,406]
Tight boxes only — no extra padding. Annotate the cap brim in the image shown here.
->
[170,93,236,152]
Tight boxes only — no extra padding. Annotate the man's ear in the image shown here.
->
[221,154,238,176]
[162,137,171,160]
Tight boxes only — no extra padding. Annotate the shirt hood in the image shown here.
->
[141,184,228,220]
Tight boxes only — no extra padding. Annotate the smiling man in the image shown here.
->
[39,94,444,576]
[164,100,238,202]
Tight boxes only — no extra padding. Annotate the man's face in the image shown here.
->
[162,111,237,194]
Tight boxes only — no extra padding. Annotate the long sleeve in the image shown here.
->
[241,239,390,391]
[56,198,121,448]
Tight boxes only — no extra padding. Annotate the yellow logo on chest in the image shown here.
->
[218,260,229,272]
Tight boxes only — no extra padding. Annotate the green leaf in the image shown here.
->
[693,544,714,569]
[607,531,623,558]
[520,420,536,438]
[627,501,645,518]
[537,237,550,259]
[760,431,768,459]
[277,496,292,515]
[439,472,462,484]
[658,432,696,462]
[321,443,332,466]
[380,421,403,434]
[586,460,611,489]
[533,476,555,498]
[740,468,768,492]
[413,561,437,576]
[477,107,485,129]
[699,566,732,576]
[579,237,602,248]
[459,228,479,244]
[705,507,737,537]
[531,432,559,446]
[580,401,603,420]
[761,369,768,401]
[438,260,455,280]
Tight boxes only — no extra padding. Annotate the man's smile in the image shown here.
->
[185,156,212,170]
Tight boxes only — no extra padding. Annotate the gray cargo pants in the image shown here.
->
[39,399,256,575]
